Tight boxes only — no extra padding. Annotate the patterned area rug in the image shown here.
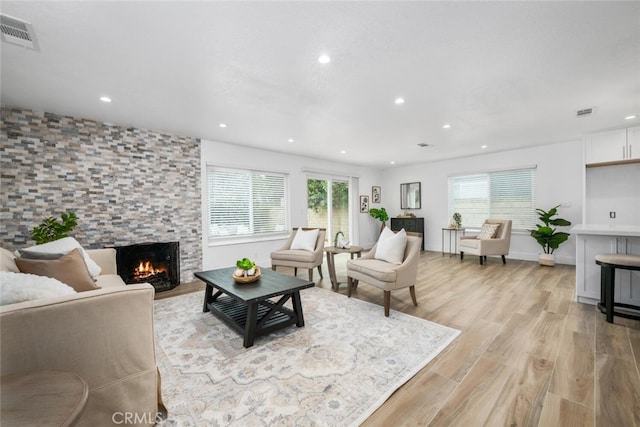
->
[154,286,460,426]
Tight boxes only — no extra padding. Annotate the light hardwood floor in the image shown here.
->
[158,251,640,426]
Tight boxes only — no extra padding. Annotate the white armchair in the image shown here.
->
[270,228,326,281]
[459,219,512,265]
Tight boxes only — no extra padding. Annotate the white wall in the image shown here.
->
[585,163,640,226]
[200,140,382,270]
[380,140,584,265]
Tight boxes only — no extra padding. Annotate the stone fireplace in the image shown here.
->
[115,242,180,292]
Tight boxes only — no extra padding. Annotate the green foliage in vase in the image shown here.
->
[369,207,389,223]
[31,211,78,245]
[236,258,256,270]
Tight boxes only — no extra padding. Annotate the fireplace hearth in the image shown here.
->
[115,242,180,292]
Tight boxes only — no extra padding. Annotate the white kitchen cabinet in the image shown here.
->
[585,126,640,165]
[573,225,640,305]
[627,125,640,160]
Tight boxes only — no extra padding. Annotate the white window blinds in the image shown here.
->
[448,167,536,231]
[207,166,289,239]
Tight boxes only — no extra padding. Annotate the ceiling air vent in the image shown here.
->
[417,143,433,147]
[576,108,594,118]
[0,14,39,50]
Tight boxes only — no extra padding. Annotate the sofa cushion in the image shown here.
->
[375,227,407,265]
[0,271,76,305]
[95,274,127,289]
[18,237,102,278]
[0,248,19,273]
[15,248,101,292]
[290,228,319,252]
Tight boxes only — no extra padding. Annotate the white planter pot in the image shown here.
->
[539,253,555,267]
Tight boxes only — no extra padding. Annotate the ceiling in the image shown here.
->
[1,1,639,168]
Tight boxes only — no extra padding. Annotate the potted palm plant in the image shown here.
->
[369,207,389,233]
[529,205,571,266]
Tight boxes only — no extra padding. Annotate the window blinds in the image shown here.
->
[207,166,289,239]
[448,167,536,231]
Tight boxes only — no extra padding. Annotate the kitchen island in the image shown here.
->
[572,224,640,305]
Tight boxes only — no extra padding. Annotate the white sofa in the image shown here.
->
[0,247,164,426]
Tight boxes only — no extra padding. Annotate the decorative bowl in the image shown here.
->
[232,266,261,283]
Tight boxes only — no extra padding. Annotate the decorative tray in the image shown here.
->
[232,266,261,284]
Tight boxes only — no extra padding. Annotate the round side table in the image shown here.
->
[325,246,363,290]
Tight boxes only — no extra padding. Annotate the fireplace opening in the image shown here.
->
[114,242,180,292]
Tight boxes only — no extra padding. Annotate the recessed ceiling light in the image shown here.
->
[288,138,294,143]
[100,96,111,103]
[480,145,487,149]
[390,161,396,165]
[394,97,405,105]
[443,124,451,129]
[318,54,331,64]
[625,115,637,120]
[340,150,346,154]
[219,123,227,128]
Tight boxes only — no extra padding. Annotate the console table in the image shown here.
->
[391,217,424,251]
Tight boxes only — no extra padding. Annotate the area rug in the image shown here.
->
[154,286,460,426]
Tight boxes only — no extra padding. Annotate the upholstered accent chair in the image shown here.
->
[459,219,512,265]
[271,228,326,281]
[346,230,422,317]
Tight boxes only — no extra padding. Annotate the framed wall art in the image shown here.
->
[360,195,369,213]
[372,186,381,203]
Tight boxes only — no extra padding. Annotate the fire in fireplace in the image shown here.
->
[114,242,180,292]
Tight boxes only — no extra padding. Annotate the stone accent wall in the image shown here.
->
[0,106,201,283]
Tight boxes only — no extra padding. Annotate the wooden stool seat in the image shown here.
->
[595,254,640,323]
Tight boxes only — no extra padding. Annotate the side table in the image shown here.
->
[1,370,89,426]
[442,227,466,257]
[325,246,363,290]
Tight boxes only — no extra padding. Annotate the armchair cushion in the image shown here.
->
[270,249,318,263]
[374,227,407,265]
[347,259,398,282]
[290,228,319,252]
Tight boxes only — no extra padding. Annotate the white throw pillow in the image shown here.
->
[478,223,500,240]
[17,237,101,278]
[290,228,319,252]
[0,271,76,306]
[375,227,407,265]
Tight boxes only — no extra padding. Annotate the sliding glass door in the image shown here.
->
[307,176,350,244]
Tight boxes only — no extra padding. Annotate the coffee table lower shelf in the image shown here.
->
[206,295,301,347]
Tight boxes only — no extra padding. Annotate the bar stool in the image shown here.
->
[595,254,640,323]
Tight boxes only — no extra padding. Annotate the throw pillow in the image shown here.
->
[0,248,20,273]
[0,271,76,306]
[18,237,102,278]
[15,248,101,292]
[478,223,500,240]
[290,228,319,252]
[375,227,407,265]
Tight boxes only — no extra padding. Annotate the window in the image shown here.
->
[448,167,536,231]
[207,166,289,239]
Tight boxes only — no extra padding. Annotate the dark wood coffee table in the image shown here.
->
[195,267,315,348]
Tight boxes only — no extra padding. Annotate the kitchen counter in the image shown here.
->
[571,224,640,237]
[572,224,640,305]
